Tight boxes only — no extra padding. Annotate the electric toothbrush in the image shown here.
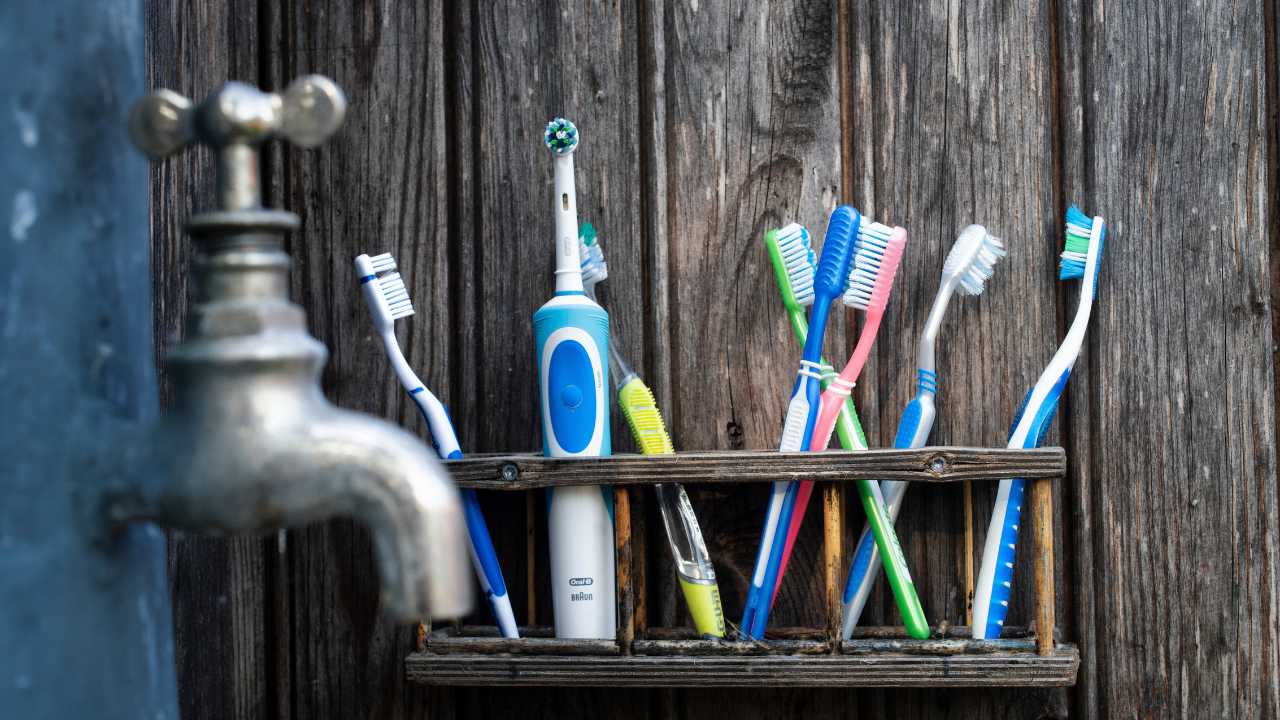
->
[534,118,616,639]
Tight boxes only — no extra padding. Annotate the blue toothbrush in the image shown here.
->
[534,118,616,639]
[354,252,519,638]
[740,205,860,640]
[972,205,1105,638]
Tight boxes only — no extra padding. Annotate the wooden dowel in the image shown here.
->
[615,487,635,651]
[526,492,537,627]
[633,489,648,637]
[823,482,843,644]
[1030,478,1055,656]
[963,481,974,626]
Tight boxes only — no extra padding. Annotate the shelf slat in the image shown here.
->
[405,644,1080,687]
[446,447,1066,490]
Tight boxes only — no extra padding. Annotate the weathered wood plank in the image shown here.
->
[652,0,847,637]
[847,0,1069,715]
[263,2,458,718]
[144,3,272,720]
[456,0,649,638]
[1071,0,1280,717]
[406,646,1080,687]
[445,447,1065,489]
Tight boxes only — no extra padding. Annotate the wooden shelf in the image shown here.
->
[445,447,1065,489]
[406,628,1079,688]
[407,447,1075,688]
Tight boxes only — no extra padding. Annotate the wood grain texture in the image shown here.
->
[144,3,272,720]
[652,0,847,640]
[406,646,1080,687]
[846,0,1070,715]
[263,2,457,718]
[445,447,1065,489]
[147,0,1280,716]
[1068,0,1280,716]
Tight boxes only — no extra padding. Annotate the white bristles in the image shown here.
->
[942,225,1007,296]
[843,221,894,310]
[368,252,397,273]
[775,223,816,306]
[378,271,415,320]
[579,237,608,289]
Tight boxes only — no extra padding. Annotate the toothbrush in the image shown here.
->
[740,206,860,640]
[579,224,726,638]
[354,252,519,638]
[764,224,924,637]
[972,205,1105,639]
[840,225,1006,640]
[534,118,616,639]
[799,220,927,639]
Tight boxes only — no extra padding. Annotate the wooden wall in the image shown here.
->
[146,0,1280,717]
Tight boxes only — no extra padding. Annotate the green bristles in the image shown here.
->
[1060,204,1095,280]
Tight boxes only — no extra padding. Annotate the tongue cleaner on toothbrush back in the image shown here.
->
[764,223,926,640]
[839,225,1006,640]
[579,225,726,639]
[739,206,859,640]
[972,205,1105,640]
[534,118,616,640]
[354,253,519,638]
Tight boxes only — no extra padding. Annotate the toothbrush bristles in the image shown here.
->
[379,272,415,320]
[369,252,397,274]
[843,221,895,310]
[776,223,816,306]
[957,234,1006,296]
[1060,205,1094,280]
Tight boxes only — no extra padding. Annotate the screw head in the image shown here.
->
[928,457,947,474]
[501,464,518,482]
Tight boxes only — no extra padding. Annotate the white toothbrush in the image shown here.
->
[840,225,1006,639]
[355,252,519,638]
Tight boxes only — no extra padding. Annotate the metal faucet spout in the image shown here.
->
[116,405,472,621]
[110,75,474,624]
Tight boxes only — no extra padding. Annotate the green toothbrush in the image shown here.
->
[765,223,928,639]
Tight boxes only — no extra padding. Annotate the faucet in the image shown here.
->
[102,76,472,622]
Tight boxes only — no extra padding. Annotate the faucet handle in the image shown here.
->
[129,76,346,210]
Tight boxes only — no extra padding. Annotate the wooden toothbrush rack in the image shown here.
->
[404,448,1079,688]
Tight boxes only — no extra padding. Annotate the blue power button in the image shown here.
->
[561,384,583,409]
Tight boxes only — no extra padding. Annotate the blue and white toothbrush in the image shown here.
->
[840,225,1006,639]
[972,205,1105,639]
[534,118,616,639]
[740,205,860,640]
[354,252,519,638]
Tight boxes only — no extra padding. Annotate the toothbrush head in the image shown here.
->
[943,224,1007,296]
[579,223,608,289]
[764,223,816,311]
[843,221,908,314]
[814,206,861,300]
[1060,204,1104,284]
[544,117,579,156]
[354,252,414,332]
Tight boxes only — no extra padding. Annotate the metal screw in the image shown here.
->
[928,457,947,474]
[501,464,518,482]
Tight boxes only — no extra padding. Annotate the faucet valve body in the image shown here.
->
[118,77,472,622]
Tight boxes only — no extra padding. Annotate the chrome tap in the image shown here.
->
[104,76,471,621]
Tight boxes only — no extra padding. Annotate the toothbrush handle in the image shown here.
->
[741,480,792,638]
[618,376,726,638]
[772,384,866,594]
[409,392,519,639]
[841,393,932,638]
[973,373,1068,639]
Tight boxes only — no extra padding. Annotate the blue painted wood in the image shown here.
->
[0,1,180,717]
